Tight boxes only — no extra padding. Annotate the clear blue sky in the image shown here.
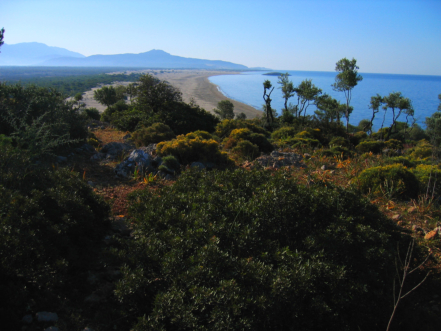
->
[1,0,440,75]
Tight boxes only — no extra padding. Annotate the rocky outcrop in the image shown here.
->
[251,151,305,169]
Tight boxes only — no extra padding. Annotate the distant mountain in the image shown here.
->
[0,42,85,66]
[40,49,248,69]
[0,43,248,69]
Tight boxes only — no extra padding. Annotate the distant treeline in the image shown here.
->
[0,67,145,96]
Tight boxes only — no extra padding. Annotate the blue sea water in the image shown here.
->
[209,71,441,130]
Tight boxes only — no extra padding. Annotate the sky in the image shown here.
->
[1,0,440,75]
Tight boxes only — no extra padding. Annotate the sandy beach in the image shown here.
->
[80,70,262,119]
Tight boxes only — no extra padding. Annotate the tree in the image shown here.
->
[235,112,247,120]
[314,93,342,124]
[213,100,235,120]
[367,94,383,136]
[0,27,4,52]
[295,79,322,121]
[136,74,182,114]
[425,94,441,148]
[382,92,414,138]
[332,58,363,132]
[262,80,275,125]
[93,86,120,108]
[277,73,295,113]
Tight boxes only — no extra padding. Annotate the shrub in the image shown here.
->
[329,136,349,148]
[384,156,415,168]
[158,155,181,174]
[223,128,273,155]
[215,119,268,139]
[352,131,368,145]
[0,83,88,156]
[385,139,404,150]
[81,107,101,121]
[132,123,175,147]
[157,132,234,167]
[116,168,407,330]
[412,164,441,198]
[407,139,433,160]
[356,140,385,154]
[231,140,260,161]
[0,146,110,327]
[271,126,298,141]
[356,164,419,199]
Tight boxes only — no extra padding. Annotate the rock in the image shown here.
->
[391,214,401,220]
[303,153,311,159]
[36,312,58,323]
[320,165,327,171]
[81,143,96,153]
[22,315,33,324]
[122,133,132,141]
[255,151,304,169]
[100,142,133,160]
[44,327,59,331]
[115,149,153,178]
[87,181,95,187]
[190,162,206,170]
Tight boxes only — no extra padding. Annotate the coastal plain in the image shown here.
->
[81,70,263,118]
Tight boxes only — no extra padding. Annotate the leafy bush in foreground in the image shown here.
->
[116,168,407,330]
[0,146,110,328]
[355,164,419,200]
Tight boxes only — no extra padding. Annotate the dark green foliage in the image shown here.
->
[107,106,152,132]
[135,74,183,114]
[329,136,349,147]
[425,107,441,148]
[159,102,219,135]
[94,85,121,107]
[1,67,141,97]
[356,164,420,199]
[231,139,260,161]
[213,100,235,119]
[0,83,88,156]
[81,107,101,120]
[215,119,268,139]
[116,168,406,330]
[384,156,416,168]
[356,140,385,154]
[385,139,404,150]
[158,155,181,174]
[412,164,441,198]
[132,123,175,147]
[0,146,110,328]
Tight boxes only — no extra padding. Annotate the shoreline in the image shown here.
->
[79,69,263,119]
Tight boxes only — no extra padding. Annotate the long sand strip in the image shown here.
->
[153,70,262,119]
[80,70,263,119]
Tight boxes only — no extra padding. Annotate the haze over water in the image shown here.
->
[209,71,441,130]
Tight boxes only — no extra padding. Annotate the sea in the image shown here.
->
[209,71,441,130]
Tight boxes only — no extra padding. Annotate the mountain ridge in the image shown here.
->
[0,43,248,69]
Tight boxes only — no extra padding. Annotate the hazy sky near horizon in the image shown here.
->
[1,0,440,75]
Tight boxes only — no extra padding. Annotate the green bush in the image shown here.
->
[356,140,385,154]
[271,126,298,141]
[231,140,260,161]
[385,139,404,150]
[384,156,415,168]
[223,128,273,155]
[0,83,88,156]
[407,140,433,160]
[158,155,181,174]
[115,168,407,330]
[412,164,441,197]
[356,164,419,199]
[157,132,234,167]
[0,146,110,327]
[132,122,176,147]
[81,107,101,121]
[329,136,349,148]
[215,119,268,139]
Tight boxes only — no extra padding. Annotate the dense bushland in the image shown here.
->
[115,168,411,330]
